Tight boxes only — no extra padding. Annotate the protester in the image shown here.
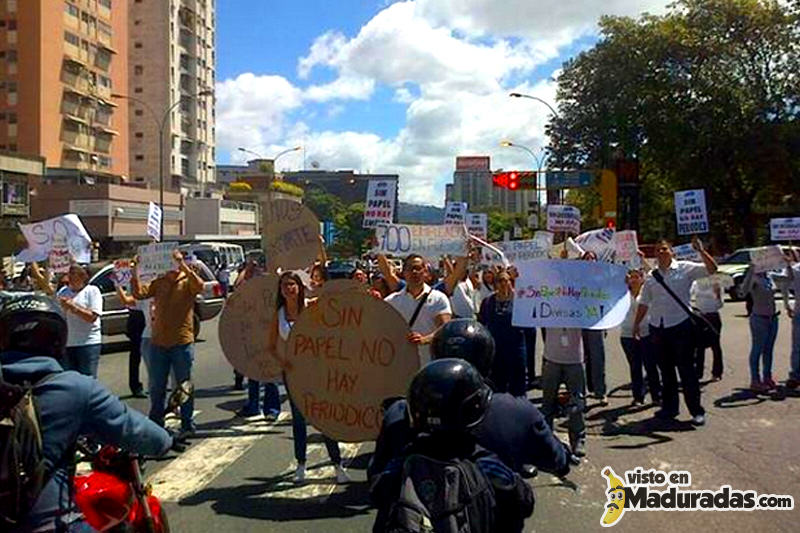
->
[132,249,203,440]
[633,237,717,426]
[782,256,800,389]
[269,271,348,484]
[691,277,724,381]
[478,268,495,301]
[385,254,452,364]
[478,270,527,396]
[0,292,172,532]
[619,269,661,406]
[52,264,103,378]
[350,267,369,284]
[216,256,230,296]
[370,359,535,533]
[116,282,148,397]
[740,264,780,392]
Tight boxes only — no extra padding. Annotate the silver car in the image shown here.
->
[88,259,225,339]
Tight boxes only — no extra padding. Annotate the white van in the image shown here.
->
[178,242,245,287]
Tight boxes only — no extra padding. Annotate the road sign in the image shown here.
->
[545,171,594,189]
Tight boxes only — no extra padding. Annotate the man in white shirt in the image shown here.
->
[633,237,716,426]
[385,254,452,365]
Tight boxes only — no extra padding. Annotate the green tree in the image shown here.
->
[549,0,800,250]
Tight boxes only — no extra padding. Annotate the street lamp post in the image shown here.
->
[113,89,213,240]
[500,140,548,228]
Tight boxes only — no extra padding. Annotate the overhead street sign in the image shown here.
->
[545,171,595,189]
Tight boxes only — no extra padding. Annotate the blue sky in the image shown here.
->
[213,0,667,205]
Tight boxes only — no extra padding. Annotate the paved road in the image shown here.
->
[95,300,799,532]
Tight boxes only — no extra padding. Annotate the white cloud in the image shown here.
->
[217,0,671,205]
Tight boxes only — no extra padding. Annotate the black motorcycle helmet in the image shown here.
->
[430,319,495,378]
[0,291,68,358]
[408,358,492,434]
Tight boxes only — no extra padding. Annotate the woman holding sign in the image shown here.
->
[269,271,349,485]
[57,264,104,378]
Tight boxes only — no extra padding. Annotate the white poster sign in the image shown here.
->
[533,231,555,248]
[48,235,72,274]
[444,202,468,226]
[147,202,162,242]
[511,259,631,329]
[136,242,178,283]
[750,245,786,273]
[482,238,549,265]
[547,205,581,234]
[674,189,709,235]
[373,224,467,260]
[770,217,800,242]
[363,180,397,229]
[16,214,92,264]
[575,227,616,262]
[113,259,133,286]
[466,213,488,240]
[673,243,702,261]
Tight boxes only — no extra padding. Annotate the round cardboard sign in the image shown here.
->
[262,200,321,271]
[218,274,284,381]
[284,291,420,442]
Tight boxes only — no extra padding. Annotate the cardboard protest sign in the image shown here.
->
[320,279,371,295]
[218,274,283,381]
[363,180,397,229]
[48,235,72,274]
[466,213,488,240]
[372,224,468,261]
[575,228,616,262]
[113,259,133,286]
[512,259,630,329]
[262,200,321,271]
[674,189,709,235]
[482,238,549,266]
[444,202,468,226]
[547,205,581,234]
[750,245,786,273]
[284,291,420,442]
[673,243,701,261]
[136,242,178,283]
[534,231,555,248]
[147,202,162,242]
[16,214,92,264]
[770,218,800,242]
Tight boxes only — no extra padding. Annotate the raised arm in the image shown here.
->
[175,250,204,295]
[115,283,136,307]
[377,253,400,293]
[441,256,468,297]
[692,236,717,275]
[30,262,55,296]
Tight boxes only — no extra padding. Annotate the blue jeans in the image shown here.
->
[289,398,341,464]
[147,343,195,432]
[790,313,800,381]
[540,360,586,439]
[64,344,101,378]
[244,380,281,416]
[749,314,778,381]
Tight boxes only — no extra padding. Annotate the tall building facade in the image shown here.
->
[446,155,536,215]
[0,0,129,176]
[128,0,215,193]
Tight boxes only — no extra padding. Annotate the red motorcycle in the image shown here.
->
[73,442,169,533]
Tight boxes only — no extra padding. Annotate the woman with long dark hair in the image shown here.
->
[268,271,349,484]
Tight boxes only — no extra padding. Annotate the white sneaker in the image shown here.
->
[335,464,350,484]
[293,463,306,484]
[691,414,706,426]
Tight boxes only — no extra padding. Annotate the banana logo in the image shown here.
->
[601,467,626,527]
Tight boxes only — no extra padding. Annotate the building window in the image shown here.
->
[134,87,142,93]
[134,19,141,26]
[64,2,78,17]
[7,0,17,14]
[135,154,144,161]
[7,20,16,30]
[135,132,143,138]
[8,113,16,124]
[6,50,15,62]
[134,42,142,49]
[135,109,143,116]
[134,65,143,75]
[98,0,111,8]
[98,75,111,89]
[64,31,79,46]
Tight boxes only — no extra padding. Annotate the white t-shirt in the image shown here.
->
[58,285,103,347]
[450,279,477,319]
[620,293,649,338]
[385,284,452,365]
[691,280,723,314]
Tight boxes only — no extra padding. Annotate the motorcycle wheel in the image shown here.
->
[108,507,169,533]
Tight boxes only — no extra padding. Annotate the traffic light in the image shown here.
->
[492,171,536,190]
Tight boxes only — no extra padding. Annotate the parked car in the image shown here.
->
[179,242,245,287]
[326,259,359,280]
[717,246,799,300]
[88,259,225,338]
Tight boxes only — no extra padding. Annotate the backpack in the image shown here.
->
[0,372,52,528]
[385,453,495,533]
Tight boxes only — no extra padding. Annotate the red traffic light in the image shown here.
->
[508,172,519,190]
[492,170,536,190]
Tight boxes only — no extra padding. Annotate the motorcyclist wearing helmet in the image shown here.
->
[370,359,534,533]
[0,292,172,532]
[368,319,572,481]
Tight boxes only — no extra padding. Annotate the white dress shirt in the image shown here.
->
[639,260,709,328]
[385,283,452,364]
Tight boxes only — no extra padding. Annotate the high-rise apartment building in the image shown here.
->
[128,0,215,193]
[0,0,129,176]
[446,155,537,215]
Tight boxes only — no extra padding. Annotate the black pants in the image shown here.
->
[694,312,723,379]
[650,319,704,417]
[524,328,537,382]
[620,336,662,403]
[126,310,145,393]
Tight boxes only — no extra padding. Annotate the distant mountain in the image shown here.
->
[397,202,445,224]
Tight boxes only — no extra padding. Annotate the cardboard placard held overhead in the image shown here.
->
[547,205,581,234]
[48,235,72,274]
[284,291,420,442]
[770,218,800,241]
[362,180,397,229]
[674,189,708,235]
[262,199,322,271]
[218,274,283,381]
[113,259,133,286]
[372,224,468,262]
[750,245,786,273]
[136,242,178,283]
